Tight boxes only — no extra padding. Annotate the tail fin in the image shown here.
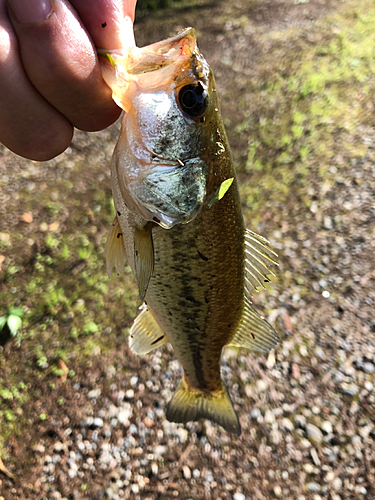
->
[166,377,241,435]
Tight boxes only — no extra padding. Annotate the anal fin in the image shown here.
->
[228,296,279,352]
[166,377,241,436]
[104,216,126,278]
[129,303,168,354]
[134,224,154,301]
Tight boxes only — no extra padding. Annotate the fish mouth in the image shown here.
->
[100,28,210,113]
[101,27,198,75]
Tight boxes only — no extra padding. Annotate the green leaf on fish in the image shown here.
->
[208,178,234,208]
[97,52,116,69]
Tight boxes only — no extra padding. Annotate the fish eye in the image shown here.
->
[178,82,209,118]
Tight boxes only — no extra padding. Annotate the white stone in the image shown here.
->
[182,466,191,479]
[154,445,167,456]
[320,420,333,434]
[264,410,275,424]
[88,389,101,399]
[333,477,342,490]
[281,418,294,432]
[233,493,246,500]
[257,380,268,392]
[306,424,323,443]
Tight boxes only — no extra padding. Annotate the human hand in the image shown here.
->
[0,0,137,161]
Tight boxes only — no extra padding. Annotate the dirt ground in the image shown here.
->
[1,0,375,499]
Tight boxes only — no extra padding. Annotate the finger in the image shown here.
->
[0,0,73,160]
[8,0,121,134]
[70,0,137,49]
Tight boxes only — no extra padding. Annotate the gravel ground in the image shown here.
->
[1,0,375,499]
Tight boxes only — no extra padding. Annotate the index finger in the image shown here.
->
[70,0,137,49]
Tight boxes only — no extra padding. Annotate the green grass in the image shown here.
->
[238,2,375,222]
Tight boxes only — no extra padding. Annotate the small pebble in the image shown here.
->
[92,418,104,428]
[274,485,282,497]
[256,380,268,392]
[125,389,134,399]
[306,482,320,493]
[281,418,294,432]
[233,493,245,500]
[310,448,321,466]
[88,389,101,399]
[250,408,261,419]
[333,477,342,490]
[154,445,167,456]
[264,410,275,424]
[320,421,333,434]
[306,424,323,443]
[182,466,191,479]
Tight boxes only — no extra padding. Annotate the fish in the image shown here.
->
[100,28,278,435]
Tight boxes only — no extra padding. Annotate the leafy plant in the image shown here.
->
[0,307,24,338]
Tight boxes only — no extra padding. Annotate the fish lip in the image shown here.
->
[98,28,198,77]
[97,27,197,58]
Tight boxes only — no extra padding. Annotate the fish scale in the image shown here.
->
[146,180,245,392]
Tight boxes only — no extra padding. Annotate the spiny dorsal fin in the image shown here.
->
[244,229,278,294]
[129,303,168,354]
[134,224,154,301]
[104,216,126,278]
[166,377,241,435]
[228,296,278,352]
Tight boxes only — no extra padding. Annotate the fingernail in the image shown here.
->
[9,0,53,24]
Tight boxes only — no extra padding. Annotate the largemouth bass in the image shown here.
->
[101,28,278,435]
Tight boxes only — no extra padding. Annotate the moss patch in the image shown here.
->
[237,1,375,223]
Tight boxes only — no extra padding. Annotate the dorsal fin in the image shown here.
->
[228,296,278,352]
[104,216,127,278]
[134,224,154,301]
[129,304,168,354]
[244,229,278,294]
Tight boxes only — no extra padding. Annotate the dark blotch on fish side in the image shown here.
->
[102,22,107,28]
[197,250,209,262]
[117,211,121,216]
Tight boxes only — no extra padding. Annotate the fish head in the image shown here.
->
[101,28,220,228]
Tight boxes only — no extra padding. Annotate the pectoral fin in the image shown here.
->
[228,296,279,352]
[104,216,126,278]
[129,304,168,354]
[134,224,154,301]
